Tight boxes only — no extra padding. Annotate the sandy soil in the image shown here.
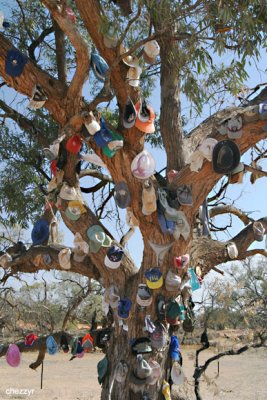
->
[0,347,266,399]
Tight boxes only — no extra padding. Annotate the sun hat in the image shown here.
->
[114,182,131,209]
[144,267,163,289]
[253,221,265,241]
[46,336,58,355]
[136,284,152,307]
[87,225,112,253]
[150,321,168,350]
[66,135,82,154]
[131,150,156,180]
[58,248,72,270]
[147,360,161,385]
[198,138,218,161]
[157,207,176,235]
[131,337,153,355]
[0,252,12,268]
[173,254,190,269]
[104,245,124,269]
[226,242,238,259]
[31,218,50,245]
[118,298,132,319]
[170,335,180,361]
[115,360,129,383]
[123,97,137,128]
[104,285,120,308]
[25,334,38,346]
[97,356,108,384]
[165,270,182,292]
[5,49,28,77]
[212,139,241,174]
[91,52,109,82]
[142,180,157,215]
[6,344,20,367]
[60,334,69,353]
[28,84,47,109]
[126,66,142,87]
[135,101,155,134]
[171,362,185,385]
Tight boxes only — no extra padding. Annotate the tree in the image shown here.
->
[0,1,267,399]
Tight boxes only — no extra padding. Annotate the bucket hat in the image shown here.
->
[5,49,28,77]
[212,140,240,174]
[31,218,50,245]
[87,225,112,253]
[6,344,20,367]
[114,182,131,209]
[131,150,156,180]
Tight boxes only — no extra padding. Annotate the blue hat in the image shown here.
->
[170,335,180,361]
[46,336,58,355]
[94,118,113,148]
[157,204,176,235]
[118,298,132,319]
[144,267,163,289]
[31,218,50,245]
[104,245,124,269]
[5,49,28,77]
[91,52,109,82]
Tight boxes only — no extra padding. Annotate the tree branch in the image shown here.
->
[209,205,252,225]
[28,26,54,61]
[53,19,67,86]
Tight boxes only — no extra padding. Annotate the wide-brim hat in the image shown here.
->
[212,139,240,174]
[31,218,50,245]
[135,101,155,134]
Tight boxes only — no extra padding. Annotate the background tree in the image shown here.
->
[0,1,267,399]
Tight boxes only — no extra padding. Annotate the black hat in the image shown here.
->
[212,140,240,174]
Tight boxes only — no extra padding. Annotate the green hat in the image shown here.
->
[103,131,123,158]
[97,356,108,384]
[87,225,112,253]
[65,207,81,221]
[167,300,181,320]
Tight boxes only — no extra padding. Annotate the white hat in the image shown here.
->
[0,253,12,268]
[58,248,72,270]
[84,119,101,136]
[126,66,142,87]
[59,183,81,201]
[165,270,182,292]
[171,362,185,385]
[198,138,218,162]
[226,242,238,259]
[189,150,204,172]
[120,45,140,67]
[104,285,120,308]
[173,212,191,241]
[227,116,243,139]
[144,40,160,58]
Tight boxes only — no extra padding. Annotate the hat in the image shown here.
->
[226,242,238,259]
[173,254,190,269]
[212,140,241,174]
[167,301,181,323]
[145,267,163,289]
[173,212,190,241]
[95,328,111,349]
[76,341,85,358]
[135,101,155,134]
[176,185,193,206]
[97,356,108,384]
[188,268,201,291]
[162,380,171,400]
[171,362,185,385]
[126,66,142,87]
[66,135,82,154]
[73,232,89,257]
[144,315,156,333]
[143,40,160,63]
[158,188,180,221]
[103,130,123,157]
[229,162,245,184]
[91,52,109,82]
[28,84,47,109]
[150,321,168,350]
[94,124,114,148]
[104,245,124,269]
[59,183,81,201]
[147,360,161,385]
[259,100,267,116]
[80,152,106,168]
[66,6,76,23]
[58,248,72,270]
[142,180,157,215]
[170,335,180,361]
[165,270,181,292]
[136,284,152,307]
[189,150,204,172]
[25,333,38,346]
[5,49,28,77]
[46,336,58,355]
[120,45,140,67]
[114,182,131,209]
[87,225,112,253]
[68,200,86,214]
[131,150,156,180]
[157,207,176,235]
[115,360,129,383]
[198,138,218,161]
[156,295,166,322]
[118,297,132,319]
[131,337,152,355]
[6,344,20,367]
[123,97,137,128]
[0,252,12,268]
[133,354,152,380]
[252,221,265,241]
[82,333,94,353]
[31,218,50,245]
[227,116,243,139]
[60,334,69,353]
[104,285,120,308]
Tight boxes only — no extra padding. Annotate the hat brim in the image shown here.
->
[65,208,80,221]
[104,255,121,269]
[146,276,163,289]
[212,140,240,174]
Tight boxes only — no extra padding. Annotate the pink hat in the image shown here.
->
[6,344,20,367]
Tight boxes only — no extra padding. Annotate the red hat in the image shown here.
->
[66,135,82,154]
[173,254,190,269]
[134,101,155,134]
[51,159,57,176]
[82,333,94,353]
[25,333,38,346]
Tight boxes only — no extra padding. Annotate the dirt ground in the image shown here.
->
[0,346,266,399]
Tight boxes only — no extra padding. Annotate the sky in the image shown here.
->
[0,2,267,296]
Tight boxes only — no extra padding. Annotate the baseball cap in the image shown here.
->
[104,245,124,269]
[144,267,163,289]
[170,335,180,361]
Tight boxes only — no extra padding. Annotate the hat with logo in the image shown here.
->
[114,182,131,209]
[6,344,20,367]
[87,225,112,253]
[136,284,152,307]
[118,298,132,319]
[131,337,152,355]
[123,97,137,128]
[170,335,180,361]
[58,248,72,270]
[135,100,155,134]
[31,218,50,245]
[91,52,109,82]
[165,270,181,292]
[5,49,28,77]
[46,336,58,355]
[131,150,156,180]
[212,140,241,174]
[25,333,38,347]
[115,360,129,383]
[145,267,163,289]
[171,362,185,385]
[104,245,124,269]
